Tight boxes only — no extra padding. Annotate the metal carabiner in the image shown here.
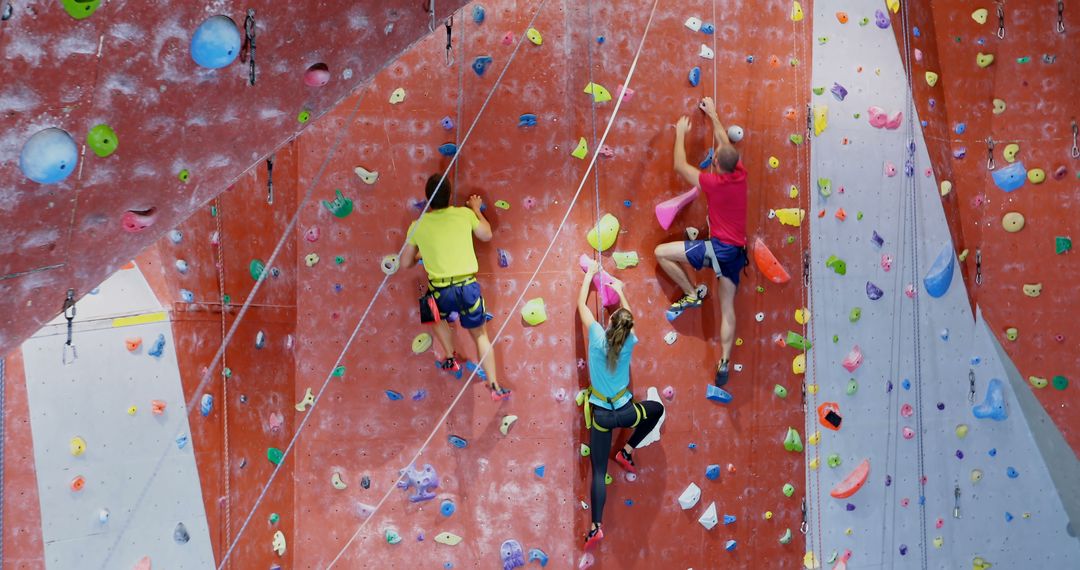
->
[968,369,976,403]
[1072,120,1079,158]
[244,9,256,86]
[1058,1,1066,33]
[427,0,437,32]
[444,14,454,67]
[997,1,1006,39]
[974,249,983,286]
[62,289,78,365]
[986,137,996,170]
[800,497,809,534]
[266,156,274,205]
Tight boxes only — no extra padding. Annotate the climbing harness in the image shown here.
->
[985,137,996,171]
[996,1,1006,39]
[266,156,274,205]
[243,9,256,86]
[577,387,642,432]
[444,14,454,66]
[1071,120,1079,158]
[62,289,77,365]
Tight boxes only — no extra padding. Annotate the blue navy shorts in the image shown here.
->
[432,280,487,329]
[684,238,748,286]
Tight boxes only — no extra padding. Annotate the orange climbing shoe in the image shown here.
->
[614,449,636,474]
[584,526,604,550]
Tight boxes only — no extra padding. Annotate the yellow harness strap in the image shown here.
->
[578,387,644,432]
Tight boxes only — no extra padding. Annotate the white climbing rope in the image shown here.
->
[584,0,605,321]
[325,0,663,565]
[210,2,557,567]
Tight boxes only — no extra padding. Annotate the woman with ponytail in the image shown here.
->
[577,261,665,550]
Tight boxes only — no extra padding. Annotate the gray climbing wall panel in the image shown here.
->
[21,266,214,568]
[805,1,1080,568]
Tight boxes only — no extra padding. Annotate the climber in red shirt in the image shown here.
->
[654,97,749,401]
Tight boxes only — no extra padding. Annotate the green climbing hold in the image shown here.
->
[827,454,842,468]
[222,295,230,306]
[785,331,812,351]
[298,110,312,123]
[790,134,805,145]
[849,307,862,323]
[335,255,346,265]
[179,169,191,183]
[332,366,346,377]
[223,367,232,378]
[817,178,832,198]
[1052,375,1069,390]
[580,443,591,457]
[783,427,803,452]
[782,483,795,497]
[756,286,766,293]
[269,513,280,524]
[87,124,118,157]
[386,530,402,544]
[1016,56,1031,64]
[1056,237,1072,254]
[787,236,796,244]
[210,206,217,217]
[813,87,825,95]
[322,189,354,218]
[825,255,847,275]
[605,473,613,485]
[250,259,266,281]
[779,528,793,544]
[857,211,864,220]
[846,378,858,395]
[774,384,788,398]
[267,447,284,465]
[61,0,102,20]
[832,335,839,343]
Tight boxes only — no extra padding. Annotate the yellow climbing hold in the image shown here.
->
[571,137,589,159]
[940,180,953,196]
[795,308,810,325]
[976,53,995,68]
[1002,143,1020,162]
[1029,376,1048,389]
[412,333,432,354]
[992,98,1007,114]
[808,431,821,445]
[972,556,993,570]
[769,156,780,169]
[809,457,820,470]
[933,536,944,549]
[775,208,806,227]
[807,383,818,394]
[925,71,939,87]
[127,405,138,415]
[1001,212,1025,233]
[958,249,970,262]
[804,551,819,569]
[435,532,463,546]
[791,1,805,21]
[272,530,287,556]
[1022,283,1043,297]
[527,28,543,46]
[789,185,799,199]
[887,0,900,13]
[972,8,989,24]
[500,415,519,436]
[813,105,828,136]
[1027,168,1046,184]
[735,337,744,346]
[1005,327,1018,341]
[522,298,547,326]
[955,424,969,439]
[793,353,806,375]
[584,82,612,103]
[389,87,406,104]
[70,436,87,456]
[587,213,620,251]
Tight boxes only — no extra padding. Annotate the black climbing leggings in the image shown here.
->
[589,399,665,525]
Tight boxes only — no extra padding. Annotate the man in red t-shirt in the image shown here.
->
[654,97,748,400]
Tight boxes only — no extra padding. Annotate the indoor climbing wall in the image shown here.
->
[889,0,1079,453]
[287,0,811,567]
[0,0,466,358]
[19,265,215,567]
[804,1,1079,568]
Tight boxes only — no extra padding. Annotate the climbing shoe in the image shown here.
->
[665,291,703,322]
[440,355,461,373]
[584,526,604,550]
[714,360,729,387]
[614,449,636,474]
[490,387,512,402]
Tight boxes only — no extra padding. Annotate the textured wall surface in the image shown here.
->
[0,0,466,358]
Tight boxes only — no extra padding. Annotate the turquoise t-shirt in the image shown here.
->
[587,322,637,410]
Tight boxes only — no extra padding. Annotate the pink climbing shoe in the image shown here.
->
[584,526,604,550]
[614,449,636,474]
[490,387,511,402]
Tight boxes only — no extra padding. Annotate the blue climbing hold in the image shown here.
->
[706,384,732,404]
[923,243,955,298]
[190,15,242,69]
[992,162,1027,192]
[705,464,721,480]
[176,434,189,449]
[701,23,715,34]
[625,499,633,506]
[200,394,213,417]
[689,66,701,87]
[472,5,485,24]
[440,499,456,517]
[623,200,632,207]
[527,548,549,567]
[518,113,538,127]
[440,116,455,130]
[1006,467,1019,478]
[989,448,997,457]
[688,443,697,449]
[180,289,195,303]
[973,378,1008,421]
[535,465,545,478]
[386,390,404,401]
[724,540,737,551]
[597,36,605,44]
[148,334,166,358]
[699,147,714,169]
[465,360,488,381]
[913,26,921,37]
[472,55,493,76]
[902,379,911,390]
[19,128,79,184]
[438,143,458,157]
[1005,511,1014,522]
[448,435,468,448]
[723,514,736,525]
[955,123,967,135]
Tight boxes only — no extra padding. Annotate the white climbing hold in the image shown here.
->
[678,482,701,509]
[664,331,678,345]
[684,17,703,32]
[500,415,519,436]
[354,166,379,184]
[699,44,715,60]
[699,501,719,530]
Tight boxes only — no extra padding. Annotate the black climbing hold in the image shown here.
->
[174,522,190,544]
[361,475,371,489]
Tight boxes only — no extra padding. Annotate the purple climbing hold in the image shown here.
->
[875,9,890,29]
[440,116,455,130]
[899,544,908,555]
[500,539,525,570]
[866,281,884,300]
[361,475,371,489]
[497,248,510,268]
[886,380,894,393]
[830,82,848,101]
[885,474,892,487]
[956,450,964,459]
[953,147,967,159]
[845,503,856,511]
[397,463,439,502]
[412,389,427,401]
[905,160,914,177]
[871,230,884,248]
[937,402,945,410]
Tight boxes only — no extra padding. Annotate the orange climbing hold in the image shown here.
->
[151,400,167,415]
[830,458,870,499]
[835,208,847,221]
[752,238,791,284]
[836,11,849,23]
[70,475,86,492]
[125,337,142,352]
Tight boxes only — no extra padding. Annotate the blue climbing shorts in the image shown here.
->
[430,278,487,329]
[684,238,748,286]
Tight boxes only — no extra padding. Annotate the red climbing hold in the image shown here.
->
[752,237,791,284]
[830,458,870,499]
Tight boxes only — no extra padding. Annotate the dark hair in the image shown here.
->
[425,174,451,209]
[605,308,634,371]
[716,146,740,173]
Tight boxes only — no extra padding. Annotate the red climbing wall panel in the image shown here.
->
[1,351,46,568]
[287,1,811,567]
[891,1,1080,452]
[0,0,467,358]
[136,141,301,567]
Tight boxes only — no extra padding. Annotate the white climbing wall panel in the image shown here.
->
[21,265,214,568]
[806,1,1080,568]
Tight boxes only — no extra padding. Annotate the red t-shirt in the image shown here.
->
[699,162,748,247]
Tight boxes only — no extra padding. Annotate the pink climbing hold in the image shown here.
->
[502,31,514,45]
[617,84,634,102]
[655,186,700,230]
[578,254,619,307]
[662,386,675,400]
[304,63,331,87]
[868,106,903,130]
[121,209,158,233]
[133,557,152,570]
[841,345,863,373]
[832,549,852,570]
[598,145,615,158]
